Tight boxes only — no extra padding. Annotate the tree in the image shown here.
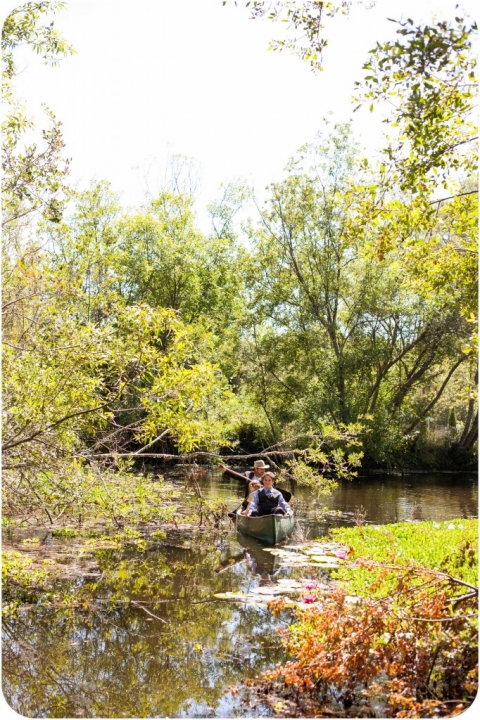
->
[2,1,75,227]
[240,125,472,464]
[43,180,124,322]
[232,1,477,464]
[44,181,247,332]
[2,236,237,523]
[115,191,244,329]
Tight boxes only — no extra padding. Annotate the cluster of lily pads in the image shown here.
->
[214,541,353,606]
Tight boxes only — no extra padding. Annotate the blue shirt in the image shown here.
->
[248,487,291,515]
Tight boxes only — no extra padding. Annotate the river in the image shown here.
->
[2,470,477,718]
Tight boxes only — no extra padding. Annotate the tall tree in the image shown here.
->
[243,126,472,463]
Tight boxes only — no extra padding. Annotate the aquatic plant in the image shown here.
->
[264,518,478,716]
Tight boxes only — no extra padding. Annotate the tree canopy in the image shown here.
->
[1,0,478,530]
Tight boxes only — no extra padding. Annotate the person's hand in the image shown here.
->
[218,463,228,472]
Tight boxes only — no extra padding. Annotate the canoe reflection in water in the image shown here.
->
[214,532,280,582]
[238,532,278,584]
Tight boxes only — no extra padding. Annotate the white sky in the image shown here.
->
[2,0,478,230]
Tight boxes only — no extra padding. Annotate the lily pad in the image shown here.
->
[276,579,304,588]
[304,548,335,557]
[214,591,254,600]
[309,554,341,563]
[254,586,286,595]
[284,544,310,551]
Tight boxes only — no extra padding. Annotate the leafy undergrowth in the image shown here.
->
[260,519,478,718]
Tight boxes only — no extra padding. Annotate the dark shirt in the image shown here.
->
[242,471,265,498]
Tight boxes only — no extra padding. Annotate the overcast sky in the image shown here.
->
[3,0,478,228]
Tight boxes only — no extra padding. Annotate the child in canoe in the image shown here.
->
[241,478,262,515]
[247,472,292,517]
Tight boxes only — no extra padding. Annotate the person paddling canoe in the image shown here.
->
[219,459,293,504]
[218,459,270,498]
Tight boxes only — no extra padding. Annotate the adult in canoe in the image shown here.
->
[219,459,294,499]
[219,459,270,496]
[247,472,292,517]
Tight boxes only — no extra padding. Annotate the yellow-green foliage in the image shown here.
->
[329,518,478,597]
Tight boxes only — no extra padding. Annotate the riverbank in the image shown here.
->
[243,518,479,718]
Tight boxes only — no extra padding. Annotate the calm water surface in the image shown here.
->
[2,471,477,718]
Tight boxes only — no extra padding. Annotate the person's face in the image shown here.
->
[254,467,265,477]
[263,476,274,490]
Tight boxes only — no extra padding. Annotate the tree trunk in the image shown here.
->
[458,411,478,453]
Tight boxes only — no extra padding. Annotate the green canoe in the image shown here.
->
[235,509,294,544]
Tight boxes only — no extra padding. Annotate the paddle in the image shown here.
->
[219,464,292,502]
[227,501,244,520]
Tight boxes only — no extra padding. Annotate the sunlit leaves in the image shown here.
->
[2,2,75,226]
[1,2,75,82]
[2,241,237,522]
[228,1,366,72]
[355,17,477,193]
[243,124,473,464]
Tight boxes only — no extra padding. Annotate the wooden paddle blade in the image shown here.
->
[277,487,292,502]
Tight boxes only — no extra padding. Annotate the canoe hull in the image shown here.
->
[235,510,294,544]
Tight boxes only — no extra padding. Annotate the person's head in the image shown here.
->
[262,472,275,489]
[249,479,262,492]
[252,459,269,477]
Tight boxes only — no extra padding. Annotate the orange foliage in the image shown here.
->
[265,565,477,717]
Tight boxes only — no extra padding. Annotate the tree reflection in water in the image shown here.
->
[2,538,286,717]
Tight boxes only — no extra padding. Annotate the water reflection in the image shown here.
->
[236,532,279,583]
[291,473,478,537]
[213,533,280,584]
[2,540,284,717]
[2,471,477,717]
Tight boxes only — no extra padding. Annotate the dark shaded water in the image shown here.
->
[2,471,477,718]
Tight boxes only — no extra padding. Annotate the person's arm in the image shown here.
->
[276,492,292,515]
[218,463,237,478]
[247,490,260,516]
[241,491,254,515]
[218,463,251,487]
